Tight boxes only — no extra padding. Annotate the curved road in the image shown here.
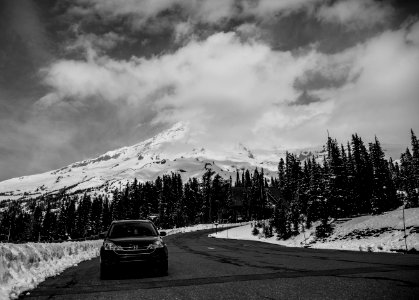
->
[22,229,419,299]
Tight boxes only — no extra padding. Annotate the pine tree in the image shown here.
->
[75,194,92,238]
[410,130,419,206]
[326,137,347,217]
[173,173,184,226]
[212,174,224,221]
[101,196,112,232]
[400,148,415,206]
[184,179,196,224]
[202,168,215,222]
[351,134,374,213]
[235,170,241,187]
[244,170,251,188]
[369,136,398,213]
[56,198,69,240]
[91,196,103,234]
[249,168,260,220]
[411,129,419,180]
[226,176,234,221]
[66,198,77,238]
[278,158,285,190]
[31,203,44,241]
[191,177,203,223]
[111,188,122,221]
[120,183,130,220]
[42,200,57,241]
[130,178,142,219]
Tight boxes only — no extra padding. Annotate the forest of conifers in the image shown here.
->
[0,130,418,242]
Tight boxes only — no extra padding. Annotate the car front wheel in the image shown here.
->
[158,259,168,276]
[100,263,110,279]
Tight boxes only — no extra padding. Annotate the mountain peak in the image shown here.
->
[146,121,189,145]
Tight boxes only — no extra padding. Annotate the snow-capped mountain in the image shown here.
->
[0,122,281,201]
[0,122,403,202]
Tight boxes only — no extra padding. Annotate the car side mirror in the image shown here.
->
[99,231,107,239]
[159,231,167,237]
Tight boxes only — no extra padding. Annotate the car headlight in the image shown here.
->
[147,240,164,250]
[103,241,122,251]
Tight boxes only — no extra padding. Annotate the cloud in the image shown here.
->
[325,21,419,141]
[68,0,399,35]
[69,31,131,55]
[174,21,195,44]
[43,17,419,150]
[292,91,322,106]
[406,20,419,45]
[66,0,321,33]
[39,32,322,148]
[241,0,320,18]
[316,0,395,29]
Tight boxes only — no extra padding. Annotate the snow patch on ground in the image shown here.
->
[0,240,102,299]
[164,222,248,236]
[209,208,419,253]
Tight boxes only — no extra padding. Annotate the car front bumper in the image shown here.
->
[100,247,168,267]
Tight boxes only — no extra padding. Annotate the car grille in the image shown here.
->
[114,244,153,255]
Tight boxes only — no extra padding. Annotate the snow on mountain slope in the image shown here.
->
[0,122,405,202]
[0,122,280,201]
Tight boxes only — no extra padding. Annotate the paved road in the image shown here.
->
[22,229,419,299]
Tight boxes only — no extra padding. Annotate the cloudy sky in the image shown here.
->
[0,0,418,181]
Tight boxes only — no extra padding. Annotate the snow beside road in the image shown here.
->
[0,222,247,300]
[165,222,248,236]
[0,240,102,300]
[4,210,416,300]
[209,208,419,253]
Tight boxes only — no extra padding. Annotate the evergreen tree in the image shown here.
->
[66,198,77,238]
[212,174,224,221]
[91,196,103,234]
[130,178,142,219]
[111,188,122,221]
[278,158,285,190]
[75,194,92,238]
[351,134,374,213]
[56,197,69,239]
[235,170,241,187]
[369,137,398,212]
[101,196,112,232]
[30,203,44,241]
[202,168,215,222]
[326,137,347,217]
[400,148,415,206]
[411,129,419,182]
[41,200,57,241]
[410,130,419,206]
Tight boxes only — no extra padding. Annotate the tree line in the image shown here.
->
[0,130,418,242]
[0,172,235,242]
[272,130,419,238]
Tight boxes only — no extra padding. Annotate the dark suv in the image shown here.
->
[100,219,168,279]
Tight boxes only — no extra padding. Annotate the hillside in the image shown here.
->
[210,207,419,252]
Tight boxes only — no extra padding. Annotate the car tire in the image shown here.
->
[158,259,168,276]
[100,263,110,279]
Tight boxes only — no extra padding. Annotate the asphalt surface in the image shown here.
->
[21,229,419,300]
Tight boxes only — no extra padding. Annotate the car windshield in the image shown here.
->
[108,222,158,238]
